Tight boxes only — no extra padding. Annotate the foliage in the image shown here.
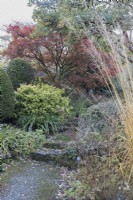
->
[54,134,70,142]
[71,98,88,117]
[4,23,35,59]
[77,100,118,136]
[0,68,15,121]
[3,21,118,92]
[68,38,118,91]
[111,75,123,96]
[27,0,133,192]
[65,180,87,199]
[58,0,133,63]
[27,0,118,89]
[64,145,78,160]
[58,0,133,35]
[4,23,76,82]
[28,0,62,35]
[15,84,71,132]
[64,155,119,200]
[0,125,45,157]
[7,57,34,89]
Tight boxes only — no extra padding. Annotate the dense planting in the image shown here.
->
[1,0,133,199]
[0,125,45,157]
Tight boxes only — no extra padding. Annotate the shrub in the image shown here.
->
[0,125,45,157]
[71,98,88,117]
[77,99,118,135]
[0,68,15,121]
[7,57,34,89]
[68,38,117,93]
[15,84,71,132]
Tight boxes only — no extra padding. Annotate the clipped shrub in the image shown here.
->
[7,57,34,89]
[0,68,15,121]
[15,84,71,132]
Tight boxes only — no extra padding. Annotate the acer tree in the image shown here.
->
[68,38,118,92]
[3,23,76,82]
[27,0,118,92]
[3,23,117,92]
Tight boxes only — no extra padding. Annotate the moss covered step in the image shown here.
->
[30,148,77,169]
[31,148,65,162]
[43,142,67,149]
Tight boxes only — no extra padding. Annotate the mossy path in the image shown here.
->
[0,161,61,200]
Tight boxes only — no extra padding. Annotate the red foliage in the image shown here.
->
[4,23,40,59]
[4,23,75,81]
[3,24,118,91]
[68,38,118,91]
[100,51,118,76]
[6,24,35,38]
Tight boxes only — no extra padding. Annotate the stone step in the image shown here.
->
[30,148,77,169]
[43,142,66,149]
[30,148,65,162]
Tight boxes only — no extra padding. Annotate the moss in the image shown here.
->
[43,142,64,149]
[0,68,15,121]
[7,57,34,90]
[0,161,61,200]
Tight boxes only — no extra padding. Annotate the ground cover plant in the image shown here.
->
[0,125,45,158]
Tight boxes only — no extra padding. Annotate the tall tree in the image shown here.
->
[58,0,133,62]
[28,0,66,36]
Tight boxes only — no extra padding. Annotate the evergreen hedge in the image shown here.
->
[7,58,34,89]
[0,68,15,121]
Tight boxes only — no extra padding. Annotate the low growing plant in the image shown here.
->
[0,125,45,157]
[71,98,88,117]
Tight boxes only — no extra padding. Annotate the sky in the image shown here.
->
[0,0,33,35]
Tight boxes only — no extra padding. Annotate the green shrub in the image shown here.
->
[15,84,71,132]
[0,125,45,157]
[77,99,118,135]
[0,68,15,121]
[71,98,88,117]
[7,58,34,89]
